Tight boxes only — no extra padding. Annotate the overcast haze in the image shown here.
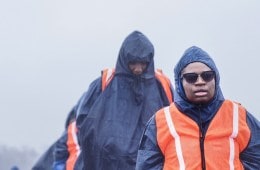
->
[1,0,260,162]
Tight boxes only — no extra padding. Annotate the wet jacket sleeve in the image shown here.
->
[75,77,102,127]
[52,131,68,170]
[75,78,102,143]
[136,116,164,170]
[31,140,56,170]
[240,112,260,169]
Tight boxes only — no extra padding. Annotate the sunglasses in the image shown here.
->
[181,70,215,84]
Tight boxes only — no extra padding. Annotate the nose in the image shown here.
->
[133,63,143,75]
[195,75,206,84]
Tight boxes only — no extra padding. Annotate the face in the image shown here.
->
[128,61,148,75]
[181,62,215,104]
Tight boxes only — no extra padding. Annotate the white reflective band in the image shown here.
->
[164,107,185,170]
[71,121,81,156]
[106,68,114,82]
[229,102,239,170]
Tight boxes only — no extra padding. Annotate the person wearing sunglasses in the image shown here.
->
[136,46,260,170]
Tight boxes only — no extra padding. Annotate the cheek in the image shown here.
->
[182,82,193,98]
[141,64,148,71]
[209,82,216,97]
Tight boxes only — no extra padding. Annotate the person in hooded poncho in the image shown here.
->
[75,30,173,170]
[49,30,173,170]
[135,46,260,170]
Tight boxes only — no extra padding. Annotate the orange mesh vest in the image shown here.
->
[156,100,250,170]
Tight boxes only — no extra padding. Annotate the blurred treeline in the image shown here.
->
[0,145,39,170]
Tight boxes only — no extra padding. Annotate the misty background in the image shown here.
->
[1,0,260,169]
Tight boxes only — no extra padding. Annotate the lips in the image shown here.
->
[194,90,208,97]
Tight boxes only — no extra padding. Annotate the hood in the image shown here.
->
[173,46,225,124]
[115,30,155,79]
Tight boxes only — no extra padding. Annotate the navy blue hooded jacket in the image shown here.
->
[75,31,173,170]
[135,46,260,170]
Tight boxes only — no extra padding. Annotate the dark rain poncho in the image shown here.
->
[74,31,173,170]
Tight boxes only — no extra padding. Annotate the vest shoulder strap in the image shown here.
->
[101,68,115,91]
[155,69,173,103]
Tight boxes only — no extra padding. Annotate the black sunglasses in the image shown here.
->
[181,70,215,84]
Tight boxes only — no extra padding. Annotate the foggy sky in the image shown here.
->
[1,0,260,155]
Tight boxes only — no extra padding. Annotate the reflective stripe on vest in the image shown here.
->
[155,69,173,103]
[66,121,81,170]
[156,100,250,170]
[102,68,115,91]
[102,68,173,102]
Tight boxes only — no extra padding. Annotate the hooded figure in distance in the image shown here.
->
[75,31,173,169]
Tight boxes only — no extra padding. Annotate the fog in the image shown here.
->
[1,1,260,168]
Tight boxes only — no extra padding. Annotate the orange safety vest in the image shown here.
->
[66,121,80,170]
[102,68,173,102]
[156,100,250,170]
[66,68,173,170]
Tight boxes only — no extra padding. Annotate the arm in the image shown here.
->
[75,77,103,145]
[32,140,57,170]
[52,131,68,170]
[136,116,164,170]
[240,111,260,169]
[76,77,102,128]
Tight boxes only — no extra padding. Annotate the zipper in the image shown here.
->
[198,106,206,170]
[199,130,206,170]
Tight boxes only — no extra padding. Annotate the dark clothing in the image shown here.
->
[77,31,173,170]
[32,140,56,170]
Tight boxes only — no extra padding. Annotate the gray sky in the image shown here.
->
[1,0,260,153]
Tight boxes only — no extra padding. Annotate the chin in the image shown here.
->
[193,98,211,105]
